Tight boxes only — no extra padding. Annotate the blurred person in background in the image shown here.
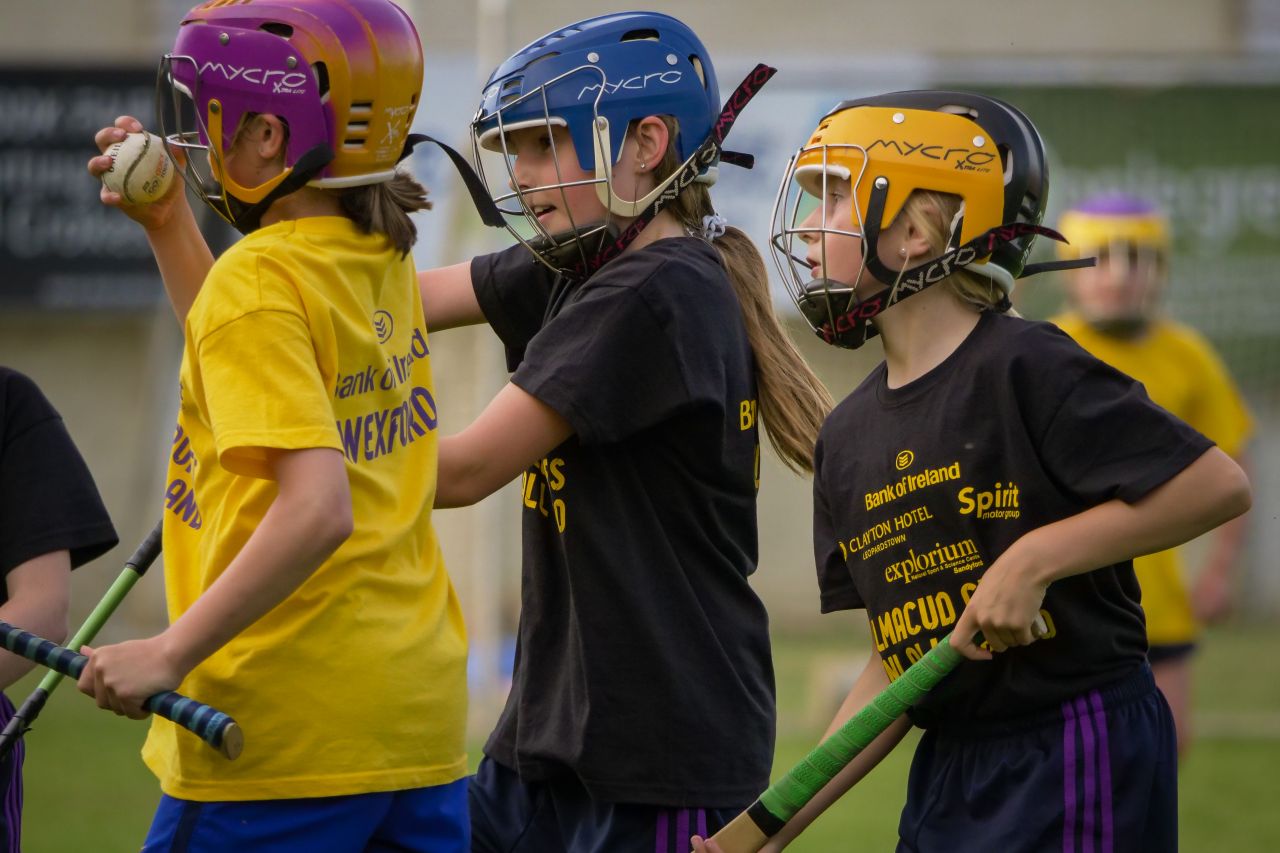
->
[1053,193,1254,760]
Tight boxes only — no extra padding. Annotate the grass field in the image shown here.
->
[13,623,1280,851]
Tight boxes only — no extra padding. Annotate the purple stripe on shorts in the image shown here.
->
[1,695,20,853]
[676,809,689,849]
[1076,697,1097,853]
[7,741,20,853]
[656,809,669,853]
[697,808,707,840]
[1063,699,1077,853]
[1090,691,1114,853]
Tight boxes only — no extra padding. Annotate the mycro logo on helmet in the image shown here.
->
[199,62,308,95]
[576,70,682,101]
[867,139,996,172]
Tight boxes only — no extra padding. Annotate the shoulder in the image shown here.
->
[819,365,885,440]
[193,222,323,333]
[1151,318,1221,360]
[982,313,1096,371]
[591,238,727,304]
[0,367,58,435]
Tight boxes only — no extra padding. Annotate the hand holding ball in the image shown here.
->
[101,132,174,204]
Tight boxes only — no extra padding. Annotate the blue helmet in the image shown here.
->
[473,12,720,177]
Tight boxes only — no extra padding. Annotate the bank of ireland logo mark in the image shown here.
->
[373,310,393,343]
[895,449,914,471]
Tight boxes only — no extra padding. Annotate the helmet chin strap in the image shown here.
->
[589,118,753,218]
[800,219,1081,349]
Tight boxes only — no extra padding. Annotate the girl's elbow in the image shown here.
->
[1209,450,1252,521]
[329,499,355,549]
[1225,466,1253,519]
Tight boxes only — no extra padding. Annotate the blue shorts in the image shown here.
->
[142,778,468,853]
[469,756,743,853]
[898,664,1176,853]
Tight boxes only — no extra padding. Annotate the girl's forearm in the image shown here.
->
[162,450,352,675]
[145,201,215,327]
[1024,447,1251,587]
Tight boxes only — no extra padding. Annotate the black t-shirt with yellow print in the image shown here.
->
[471,238,774,807]
[813,312,1213,727]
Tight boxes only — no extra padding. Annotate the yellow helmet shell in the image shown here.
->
[794,106,1006,246]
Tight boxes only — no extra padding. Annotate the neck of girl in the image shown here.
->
[619,209,689,255]
[875,283,982,389]
[260,186,346,229]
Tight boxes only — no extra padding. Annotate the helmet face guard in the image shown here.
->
[469,12,722,277]
[157,0,423,233]
[771,91,1076,349]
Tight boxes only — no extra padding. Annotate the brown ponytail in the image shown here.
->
[653,118,833,475]
[335,170,433,258]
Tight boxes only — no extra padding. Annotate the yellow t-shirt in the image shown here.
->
[144,217,468,801]
[1052,313,1253,645]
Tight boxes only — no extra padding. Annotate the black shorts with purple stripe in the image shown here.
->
[0,693,24,853]
[469,757,745,853]
[897,664,1176,853]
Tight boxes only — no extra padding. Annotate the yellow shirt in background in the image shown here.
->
[145,217,467,800]
[1052,313,1253,646]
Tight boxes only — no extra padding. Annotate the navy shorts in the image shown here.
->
[141,778,468,853]
[0,693,24,853]
[470,756,744,853]
[898,664,1176,853]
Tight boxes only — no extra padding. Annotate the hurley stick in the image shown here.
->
[0,620,242,760]
[0,522,162,759]
[708,617,1047,852]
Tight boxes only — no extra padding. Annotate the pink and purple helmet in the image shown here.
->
[159,0,423,232]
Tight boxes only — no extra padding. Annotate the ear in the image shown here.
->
[630,116,671,172]
[899,219,935,263]
[253,115,288,163]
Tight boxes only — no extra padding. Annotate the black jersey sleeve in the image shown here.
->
[471,243,557,370]
[813,435,863,613]
[0,369,118,585]
[1020,327,1214,506]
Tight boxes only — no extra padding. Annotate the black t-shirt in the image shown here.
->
[471,239,774,806]
[0,368,117,605]
[813,313,1213,727]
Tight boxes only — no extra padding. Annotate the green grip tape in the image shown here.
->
[760,635,965,821]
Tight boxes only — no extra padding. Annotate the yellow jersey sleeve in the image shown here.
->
[1178,329,1253,457]
[196,308,342,478]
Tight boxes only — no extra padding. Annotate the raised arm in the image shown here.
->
[89,117,214,327]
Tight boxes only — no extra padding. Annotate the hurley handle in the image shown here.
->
[0,619,242,760]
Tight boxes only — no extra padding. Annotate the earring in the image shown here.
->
[639,163,646,171]
[898,247,907,257]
